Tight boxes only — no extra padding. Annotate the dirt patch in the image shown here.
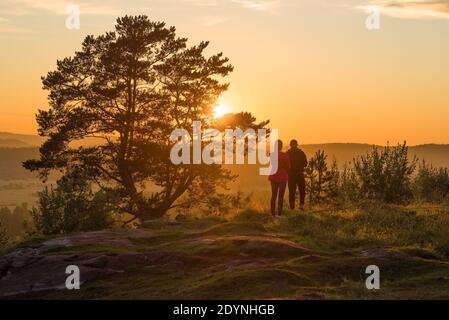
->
[361,248,410,260]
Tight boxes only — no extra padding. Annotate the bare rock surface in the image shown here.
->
[0,229,154,298]
[0,226,320,299]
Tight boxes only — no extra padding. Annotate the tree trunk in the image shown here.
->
[137,206,169,222]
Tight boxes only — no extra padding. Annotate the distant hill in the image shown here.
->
[0,132,102,148]
[0,134,448,182]
[301,143,374,165]
[409,144,449,168]
[0,148,40,180]
[0,132,44,147]
[301,143,449,168]
[0,139,34,148]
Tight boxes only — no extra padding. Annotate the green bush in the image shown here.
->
[339,163,359,203]
[305,150,339,205]
[413,161,449,203]
[32,171,118,235]
[0,222,8,249]
[0,204,31,240]
[303,143,428,206]
[354,143,417,204]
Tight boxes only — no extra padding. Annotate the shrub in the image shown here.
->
[305,150,337,205]
[327,159,341,202]
[354,142,417,204]
[0,222,8,249]
[305,151,343,206]
[339,162,359,203]
[32,171,118,235]
[0,204,31,240]
[413,161,449,203]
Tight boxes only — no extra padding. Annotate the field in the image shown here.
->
[3,202,449,299]
[0,180,45,209]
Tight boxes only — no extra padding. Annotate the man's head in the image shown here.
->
[275,139,283,152]
[290,139,298,148]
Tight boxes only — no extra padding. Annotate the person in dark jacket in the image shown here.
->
[287,139,308,210]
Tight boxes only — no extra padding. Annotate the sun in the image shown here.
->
[213,104,228,119]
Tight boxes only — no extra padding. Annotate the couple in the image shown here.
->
[269,139,308,217]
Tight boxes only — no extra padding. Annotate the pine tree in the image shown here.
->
[326,158,340,202]
[23,15,267,222]
[340,162,359,203]
[305,155,318,206]
[306,150,334,206]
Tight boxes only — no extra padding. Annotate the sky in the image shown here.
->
[0,0,449,145]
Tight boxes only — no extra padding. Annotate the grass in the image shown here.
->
[266,203,449,257]
[5,203,449,299]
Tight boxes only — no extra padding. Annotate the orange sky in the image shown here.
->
[1,0,449,145]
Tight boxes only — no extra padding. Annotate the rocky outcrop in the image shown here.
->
[0,228,315,298]
[0,229,154,298]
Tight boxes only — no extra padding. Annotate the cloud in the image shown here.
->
[0,23,36,34]
[0,0,289,18]
[360,0,449,19]
[180,0,221,6]
[0,0,123,16]
[202,15,228,26]
[180,0,284,13]
[231,0,281,13]
[0,0,132,34]
[0,0,292,34]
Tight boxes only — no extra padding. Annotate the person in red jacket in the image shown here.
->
[268,140,291,217]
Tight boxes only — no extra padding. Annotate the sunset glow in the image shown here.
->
[1,0,449,145]
[213,104,228,119]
